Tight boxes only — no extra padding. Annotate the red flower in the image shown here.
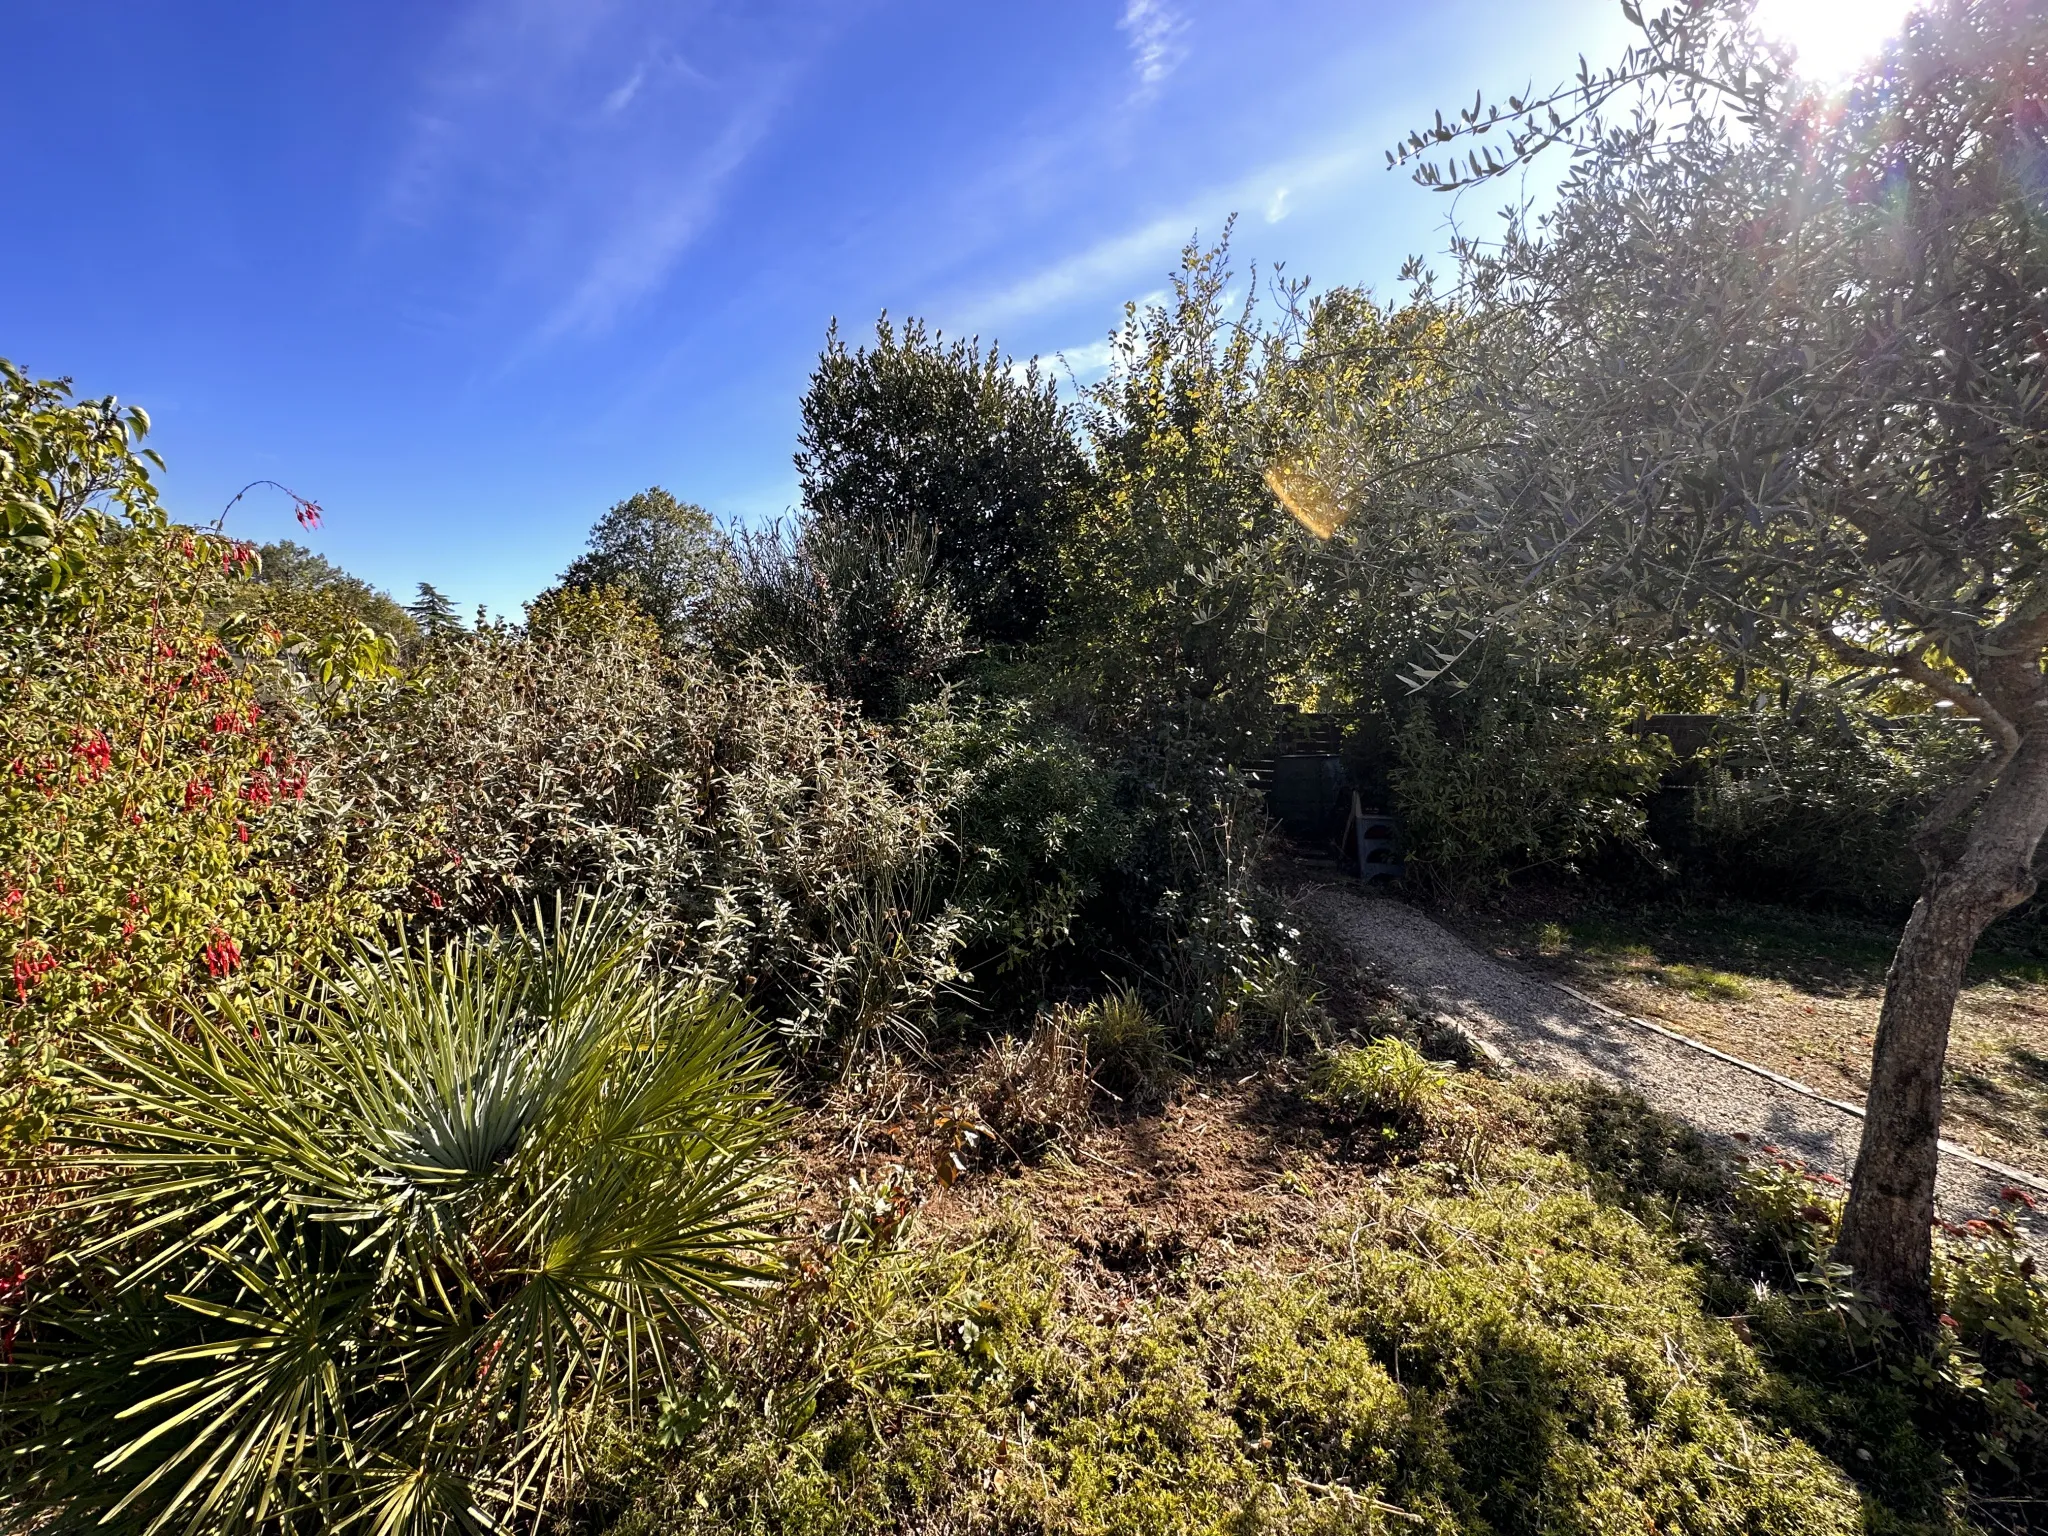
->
[201,935,242,979]
[1940,1313,1959,1330]
[183,776,214,810]
[11,945,56,1003]
[235,821,250,844]
[295,500,322,530]
[0,888,21,921]
[72,729,112,779]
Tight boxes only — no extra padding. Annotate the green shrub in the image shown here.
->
[1389,676,1661,895]
[1305,1038,1446,1129]
[723,512,969,723]
[1681,707,1979,917]
[0,365,413,1145]
[0,896,788,1535]
[1069,986,1176,1108]
[1240,948,1333,1054]
[1154,780,1289,1044]
[1720,1158,2048,1512]
[327,620,968,1058]
[913,697,1134,1001]
[794,316,1091,649]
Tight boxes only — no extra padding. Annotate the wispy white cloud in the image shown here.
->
[535,83,792,343]
[971,211,1202,328]
[603,62,648,114]
[1055,337,1119,375]
[1004,334,1123,389]
[376,0,818,357]
[1119,0,1187,90]
[959,141,1373,330]
[1265,186,1291,223]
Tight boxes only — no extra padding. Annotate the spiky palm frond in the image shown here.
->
[2,893,788,1535]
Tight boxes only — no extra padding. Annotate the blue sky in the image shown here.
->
[6,0,1635,617]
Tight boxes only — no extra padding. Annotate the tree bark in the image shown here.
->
[1835,722,2048,1324]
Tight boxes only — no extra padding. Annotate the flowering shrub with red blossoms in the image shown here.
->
[0,368,416,1144]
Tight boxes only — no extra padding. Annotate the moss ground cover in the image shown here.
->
[576,1060,2039,1535]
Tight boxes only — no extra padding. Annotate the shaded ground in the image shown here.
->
[1443,888,2048,1172]
[1294,881,2047,1253]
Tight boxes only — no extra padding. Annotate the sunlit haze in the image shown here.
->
[1752,0,1918,80]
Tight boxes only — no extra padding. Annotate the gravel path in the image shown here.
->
[1302,883,2047,1251]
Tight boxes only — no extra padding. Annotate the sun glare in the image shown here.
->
[1751,0,1918,81]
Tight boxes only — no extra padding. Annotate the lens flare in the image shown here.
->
[1264,464,1347,540]
[1751,0,1918,81]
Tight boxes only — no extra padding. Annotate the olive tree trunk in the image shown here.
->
[1835,721,2048,1324]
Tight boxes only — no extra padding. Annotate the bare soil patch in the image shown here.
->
[784,1053,1511,1303]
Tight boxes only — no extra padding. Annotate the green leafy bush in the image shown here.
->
[723,513,970,723]
[0,365,413,1145]
[914,698,1134,998]
[1390,678,1660,895]
[1068,986,1176,1108]
[1305,1038,1446,1130]
[328,613,968,1057]
[1720,1156,2048,1509]
[1,897,787,1535]
[1681,708,1979,916]
[795,316,1090,648]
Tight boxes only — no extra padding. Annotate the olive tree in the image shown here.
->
[1389,0,2048,1319]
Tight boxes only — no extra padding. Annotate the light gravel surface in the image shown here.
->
[1301,883,2047,1253]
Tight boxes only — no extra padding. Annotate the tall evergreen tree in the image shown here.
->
[406,581,464,641]
[796,317,1092,648]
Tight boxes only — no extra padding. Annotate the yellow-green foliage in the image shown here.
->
[1305,1037,1446,1127]
[593,1176,1866,1536]
[1069,986,1175,1105]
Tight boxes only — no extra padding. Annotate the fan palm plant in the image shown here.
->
[1,895,788,1534]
